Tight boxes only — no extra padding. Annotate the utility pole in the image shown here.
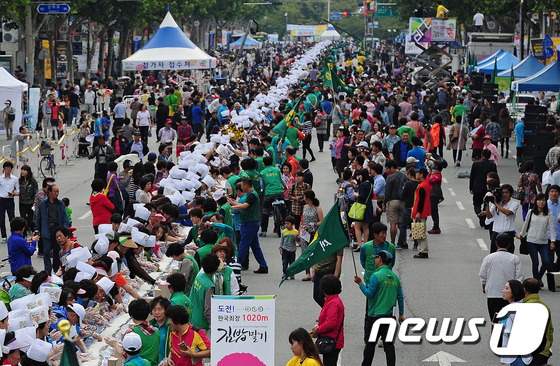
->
[25,4,34,85]
[327,0,330,22]
[520,0,524,59]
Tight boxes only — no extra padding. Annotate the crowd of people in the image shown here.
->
[0,36,557,366]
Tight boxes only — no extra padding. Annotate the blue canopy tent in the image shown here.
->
[122,12,216,70]
[476,51,519,74]
[229,36,262,50]
[497,55,545,79]
[477,49,504,65]
[512,61,560,92]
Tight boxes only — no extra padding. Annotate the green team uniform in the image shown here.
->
[169,291,193,315]
[260,166,284,195]
[359,265,404,317]
[189,272,215,330]
[240,169,261,195]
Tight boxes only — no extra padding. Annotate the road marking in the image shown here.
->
[448,188,456,196]
[512,155,517,159]
[465,218,476,229]
[477,238,488,251]
[423,351,466,365]
[456,201,465,210]
[78,211,92,220]
[442,177,448,184]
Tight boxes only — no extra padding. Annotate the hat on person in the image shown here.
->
[376,250,393,263]
[14,327,36,352]
[120,237,138,249]
[0,329,6,354]
[29,305,49,327]
[147,152,157,161]
[406,157,419,164]
[212,190,225,201]
[211,242,232,258]
[144,235,156,249]
[0,302,8,321]
[26,339,53,362]
[98,224,113,235]
[356,141,369,148]
[131,227,149,247]
[94,235,110,256]
[123,332,142,353]
[105,231,120,243]
[202,175,215,188]
[390,125,397,129]
[8,310,33,332]
[68,304,85,325]
[153,213,166,222]
[135,206,151,221]
[133,130,141,135]
[5,332,29,351]
[96,277,115,296]
[76,262,97,279]
[483,134,492,140]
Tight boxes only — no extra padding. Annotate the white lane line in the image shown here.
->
[477,238,489,251]
[513,155,517,159]
[456,201,465,210]
[465,218,476,229]
[78,211,92,220]
[442,177,448,184]
[448,188,456,196]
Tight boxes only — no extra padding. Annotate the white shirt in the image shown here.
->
[473,13,484,26]
[136,111,151,127]
[158,127,177,143]
[489,200,519,233]
[0,174,19,198]
[84,90,95,104]
[479,249,524,298]
[129,141,145,159]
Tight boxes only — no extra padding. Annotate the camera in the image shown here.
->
[485,179,502,204]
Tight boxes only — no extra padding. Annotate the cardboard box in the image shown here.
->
[546,272,560,292]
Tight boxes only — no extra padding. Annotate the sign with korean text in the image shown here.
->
[211,295,275,366]
[37,4,70,14]
[408,17,456,43]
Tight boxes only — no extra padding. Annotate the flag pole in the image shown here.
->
[337,187,358,276]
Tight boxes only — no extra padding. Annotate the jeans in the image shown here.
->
[0,198,15,238]
[313,269,335,307]
[260,193,287,233]
[67,107,79,126]
[362,316,396,366]
[43,225,61,274]
[238,221,268,269]
[322,348,341,366]
[430,196,440,229]
[281,250,296,275]
[527,242,549,280]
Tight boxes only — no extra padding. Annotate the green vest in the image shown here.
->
[240,170,261,195]
[214,266,234,295]
[196,244,214,262]
[240,190,260,223]
[148,318,170,363]
[226,174,240,193]
[189,272,215,330]
[133,325,160,366]
[365,265,401,317]
[265,145,275,159]
[363,241,395,283]
[219,203,234,229]
[285,127,299,149]
[255,157,265,172]
[260,166,284,195]
[170,291,193,315]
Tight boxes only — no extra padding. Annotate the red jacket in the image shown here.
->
[90,193,114,226]
[412,179,431,218]
[317,294,345,349]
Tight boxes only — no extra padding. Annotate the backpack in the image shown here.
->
[393,172,408,200]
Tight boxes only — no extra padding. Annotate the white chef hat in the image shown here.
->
[94,234,109,256]
[29,305,49,326]
[135,206,151,221]
[8,309,33,332]
[131,227,149,247]
[14,327,36,352]
[97,224,113,235]
[76,262,97,278]
[0,302,7,320]
[202,175,215,188]
[182,191,195,201]
[191,179,202,190]
[168,192,186,207]
[144,235,156,249]
[96,277,115,295]
[26,339,52,362]
[39,284,62,303]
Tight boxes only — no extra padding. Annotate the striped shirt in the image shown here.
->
[303,120,313,136]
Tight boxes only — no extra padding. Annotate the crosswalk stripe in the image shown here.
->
[456,201,465,210]
[465,218,476,229]
[477,238,488,251]
[79,211,92,220]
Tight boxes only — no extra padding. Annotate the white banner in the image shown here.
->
[27,88,40,131]
[211,295,275,366]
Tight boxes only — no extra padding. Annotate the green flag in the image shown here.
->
[279,202,349,286]
[331,66,354,96]
[510,63,516,111]
[319,59,333,88]
[490,56,498,84]
[60,337,80,366]
[271,94,305,139]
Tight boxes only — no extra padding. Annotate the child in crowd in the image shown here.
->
[329,137,337,172]
[122,333,151,366]
[62,197,72,226]
[279,215,298,280]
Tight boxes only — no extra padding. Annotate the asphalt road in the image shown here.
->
[0,130,558,366]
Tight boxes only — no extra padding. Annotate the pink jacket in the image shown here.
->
[317,294,345,349]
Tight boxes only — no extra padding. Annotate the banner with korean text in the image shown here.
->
[211,295,275,366]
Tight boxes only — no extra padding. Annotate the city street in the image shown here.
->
[0,131,557,365]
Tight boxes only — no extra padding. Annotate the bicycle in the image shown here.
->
[39,143,57,178]
[272,199,287,238]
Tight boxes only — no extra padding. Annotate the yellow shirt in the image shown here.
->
[436,5,448,18]
[286,356,322,366]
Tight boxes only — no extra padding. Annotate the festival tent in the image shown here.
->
[229,36,262,50]
[122,12,216,71]
[476,51,519,74]
[512,60,560,92]
[320,26,341,40]
[497,55,545,79]
[0,67,28,133]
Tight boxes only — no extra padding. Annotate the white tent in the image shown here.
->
[122,12,216,71]
[0,67,28,134]
[229,36,262,50]
[320,26,341,40]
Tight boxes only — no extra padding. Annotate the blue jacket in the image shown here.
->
[35,198,70,238]
[192,106,204,124]
[7,233,36,274]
